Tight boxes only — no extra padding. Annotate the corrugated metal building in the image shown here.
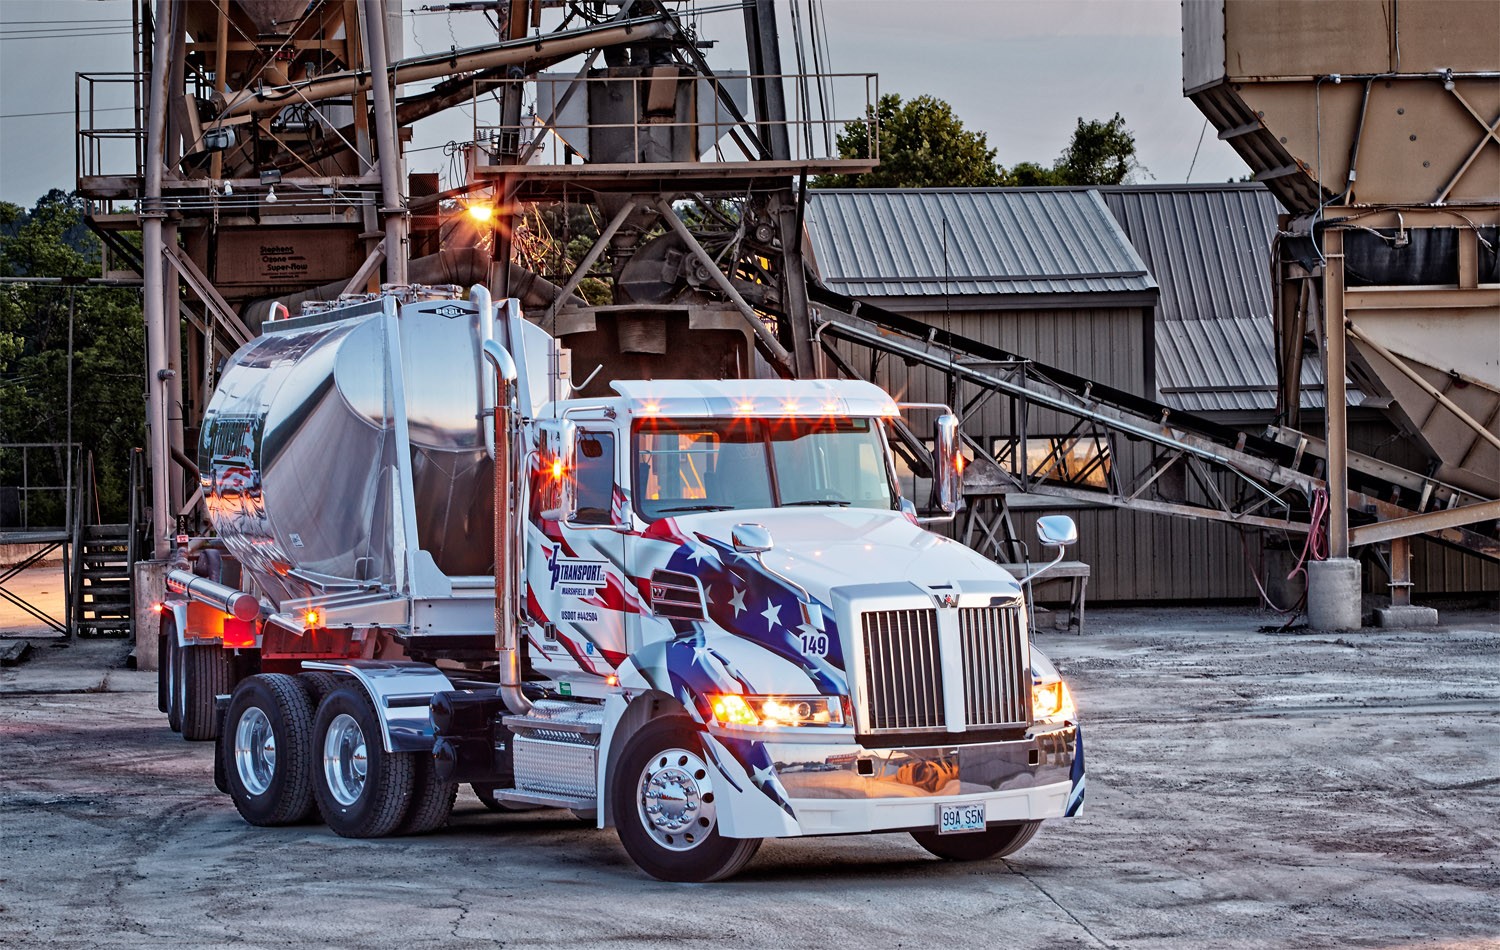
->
[805,184,1497,602]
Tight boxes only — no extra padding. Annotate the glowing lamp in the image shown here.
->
[466,203,494,223]
[304,609,321,627]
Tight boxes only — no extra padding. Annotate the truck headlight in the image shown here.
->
[709,694,847,727]
[1032,680,1076,723]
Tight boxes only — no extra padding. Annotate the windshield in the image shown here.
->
[634,417,895,520]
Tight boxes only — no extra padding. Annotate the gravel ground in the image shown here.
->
[2,605,1497,949]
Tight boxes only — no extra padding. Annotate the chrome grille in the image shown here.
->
[959,604,1030,727]
[860,609,944,731]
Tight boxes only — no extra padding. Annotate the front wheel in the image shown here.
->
[910,820,1042,861]
[610,717,761,883]
[312,687,415,838]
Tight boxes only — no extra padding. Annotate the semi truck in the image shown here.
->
[159,284,1085,882]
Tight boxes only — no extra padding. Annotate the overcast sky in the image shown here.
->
[0,0,1249,206]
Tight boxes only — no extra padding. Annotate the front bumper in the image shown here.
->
[706,724,1084,839]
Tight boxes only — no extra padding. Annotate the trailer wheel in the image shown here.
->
[164,629,183,733]
[610,717,762,883]
[910,820,1042,861]
[399,755,458,835]
[313,687,415,838]
[296,670,346,706]
[156,628,169,714]
[180,644,232,741]
[222,674,318,826]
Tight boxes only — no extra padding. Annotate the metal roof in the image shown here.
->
[805,189,1157,302]
[1099,184,1326,413]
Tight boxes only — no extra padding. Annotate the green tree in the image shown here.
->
[1,190,144,525]
[815,93,1002,188]
[1052,113,1144,185]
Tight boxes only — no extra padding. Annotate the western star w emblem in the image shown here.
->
[547,548,608,590]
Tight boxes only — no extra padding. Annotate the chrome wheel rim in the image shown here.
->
[323,713,368,807]
[233,706,276,796]
[638,747,717,852]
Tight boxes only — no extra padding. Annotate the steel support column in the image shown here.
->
[141,0,176,558]
[360,0,408,284]
[1323,229,1350,559]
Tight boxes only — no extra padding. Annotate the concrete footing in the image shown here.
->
[1375,604,1440,627]
[1308,558,1362,631]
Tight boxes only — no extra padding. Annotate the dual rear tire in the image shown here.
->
[160,617,232,741]
[220,674,456,836]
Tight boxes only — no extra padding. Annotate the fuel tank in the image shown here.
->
[198,290,554,609]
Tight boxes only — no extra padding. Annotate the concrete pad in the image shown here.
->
[2,605,1498,949]
[1307,557,1362,631]
[1375,604,1441,627]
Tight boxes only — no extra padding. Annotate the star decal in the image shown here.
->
[760,600,782,631]
[728,586,747,617]
[686,538,719,567]
[751,763,778,788]
[692,644,714,665]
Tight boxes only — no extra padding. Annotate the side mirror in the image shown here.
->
[932,413,964,513]
[536,419,577,521]
[732,523,773,555]
[1036,515,1078,548]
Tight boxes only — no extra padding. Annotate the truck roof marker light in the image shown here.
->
[782,401,798,413]
[737,400,755,414]
[822,401,839,413]
[642,402,659,415]
[709,693,758,726]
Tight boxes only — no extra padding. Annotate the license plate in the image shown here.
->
[938,802,987,835]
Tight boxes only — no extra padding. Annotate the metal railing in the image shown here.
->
[473,71,878,167]
[76,72,144,186]
[0,442,79,536]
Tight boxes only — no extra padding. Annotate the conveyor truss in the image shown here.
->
[805,280,1500,568]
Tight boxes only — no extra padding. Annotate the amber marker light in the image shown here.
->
[151,602,164,613]
[605,674,620,687]
[737,400,755,413]
[304,609,321,627]
[549,458,566,481]
[709,693,759,726]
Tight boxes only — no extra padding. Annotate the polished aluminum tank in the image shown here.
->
[199,293,543,609]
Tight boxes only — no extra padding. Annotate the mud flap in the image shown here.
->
[1065,727,1086,817]
[212,694,230,794]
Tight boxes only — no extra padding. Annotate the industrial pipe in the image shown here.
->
[220,16,674,118]
[482,338,531,715]
[142,0,177,559]
[167,569,261,622]
[360,0,409,285]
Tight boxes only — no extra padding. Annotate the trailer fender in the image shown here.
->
[301,660,455,753]
[596,689,688,830]
[164,602,191,647]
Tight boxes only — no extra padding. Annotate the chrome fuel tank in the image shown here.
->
[199,293,536,609]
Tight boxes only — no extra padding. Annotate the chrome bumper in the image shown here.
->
[765,725,1080,836]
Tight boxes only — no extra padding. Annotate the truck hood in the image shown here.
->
[659,507,1022,605]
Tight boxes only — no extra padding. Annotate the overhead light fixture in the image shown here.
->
[265,186,278,204]
[259,167,282,185]
[466,203,494,223]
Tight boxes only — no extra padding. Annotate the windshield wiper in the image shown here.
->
[656,504,733,513]
[783,499,852,507]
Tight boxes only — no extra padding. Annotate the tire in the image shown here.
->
[180,644,233,741]
[911,820,1042,861]
[610,717,762,883]
[313,687,415,838]
[400,754,458,835]
[156,629,169,714]
[164,629,183,733]
[296,670,346,706]
[221,674,318,826]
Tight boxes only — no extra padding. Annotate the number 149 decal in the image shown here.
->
[799,631,829,657]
